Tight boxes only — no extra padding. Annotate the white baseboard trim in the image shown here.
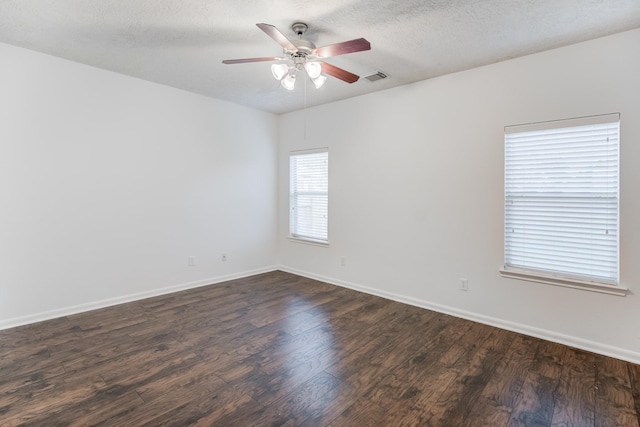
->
[0,265,278,331]
[278,265,640,365]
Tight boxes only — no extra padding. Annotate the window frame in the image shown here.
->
[288,148,329,246]
[499,113,626,296]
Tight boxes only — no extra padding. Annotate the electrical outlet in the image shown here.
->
[340,257,346,267]
[460,278,468,291]
[222,253,227,262]
[188,256,196,266]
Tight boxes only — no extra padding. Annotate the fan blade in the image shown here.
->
[313,38,371,58]
[256,23,297,51]
[320,62,360,84]
[222,57,281,64]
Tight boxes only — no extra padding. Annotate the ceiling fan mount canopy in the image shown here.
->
[221,22,371,88]
[291,22,309,37]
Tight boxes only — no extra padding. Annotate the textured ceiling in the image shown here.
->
[1,0,639,114]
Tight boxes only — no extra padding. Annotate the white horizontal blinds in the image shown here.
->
[290,149,328,241]
[504,114,619,284]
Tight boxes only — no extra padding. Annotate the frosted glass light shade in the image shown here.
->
[312,74,327,89]
[271,63,289,80]
[304,62,322,79]
[281,73,296,90]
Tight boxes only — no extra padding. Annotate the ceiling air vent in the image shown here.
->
[365,72,388,82]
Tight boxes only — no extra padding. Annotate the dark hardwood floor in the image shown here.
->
[1,271,639,426]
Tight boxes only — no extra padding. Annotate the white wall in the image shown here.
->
[3,29,639,363]
[278,29,640,362]
[0,42,278,326]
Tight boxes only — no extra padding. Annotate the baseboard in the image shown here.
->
[278,265,640,365]
[0,265,278,331]
[6,264,638,364]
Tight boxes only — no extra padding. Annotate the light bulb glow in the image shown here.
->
[281,73,296,90]
[304,62,322,79]
[271,63,289,81]
[312,74,327,89]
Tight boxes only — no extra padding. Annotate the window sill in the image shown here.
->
[499,268,628,297]
[288,236,329,247]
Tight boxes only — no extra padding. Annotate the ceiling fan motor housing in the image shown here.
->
[291,39,315,54]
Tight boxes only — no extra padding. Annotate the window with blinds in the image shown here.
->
[290,149,328,243]
[503,114,620,288]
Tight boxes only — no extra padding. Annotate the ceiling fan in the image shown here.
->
[222,23,371,90]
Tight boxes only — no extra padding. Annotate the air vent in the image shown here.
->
[365,72,388,82]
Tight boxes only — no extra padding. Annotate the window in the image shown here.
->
[501,113,624,295]
[289,148,328,244]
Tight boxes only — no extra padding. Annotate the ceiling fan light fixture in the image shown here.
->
[271,63,289,80]
[311,74,327,89]
[304,62,322,79]
[281,73,296,90]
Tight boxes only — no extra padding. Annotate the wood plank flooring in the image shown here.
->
[1,270,638,426]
